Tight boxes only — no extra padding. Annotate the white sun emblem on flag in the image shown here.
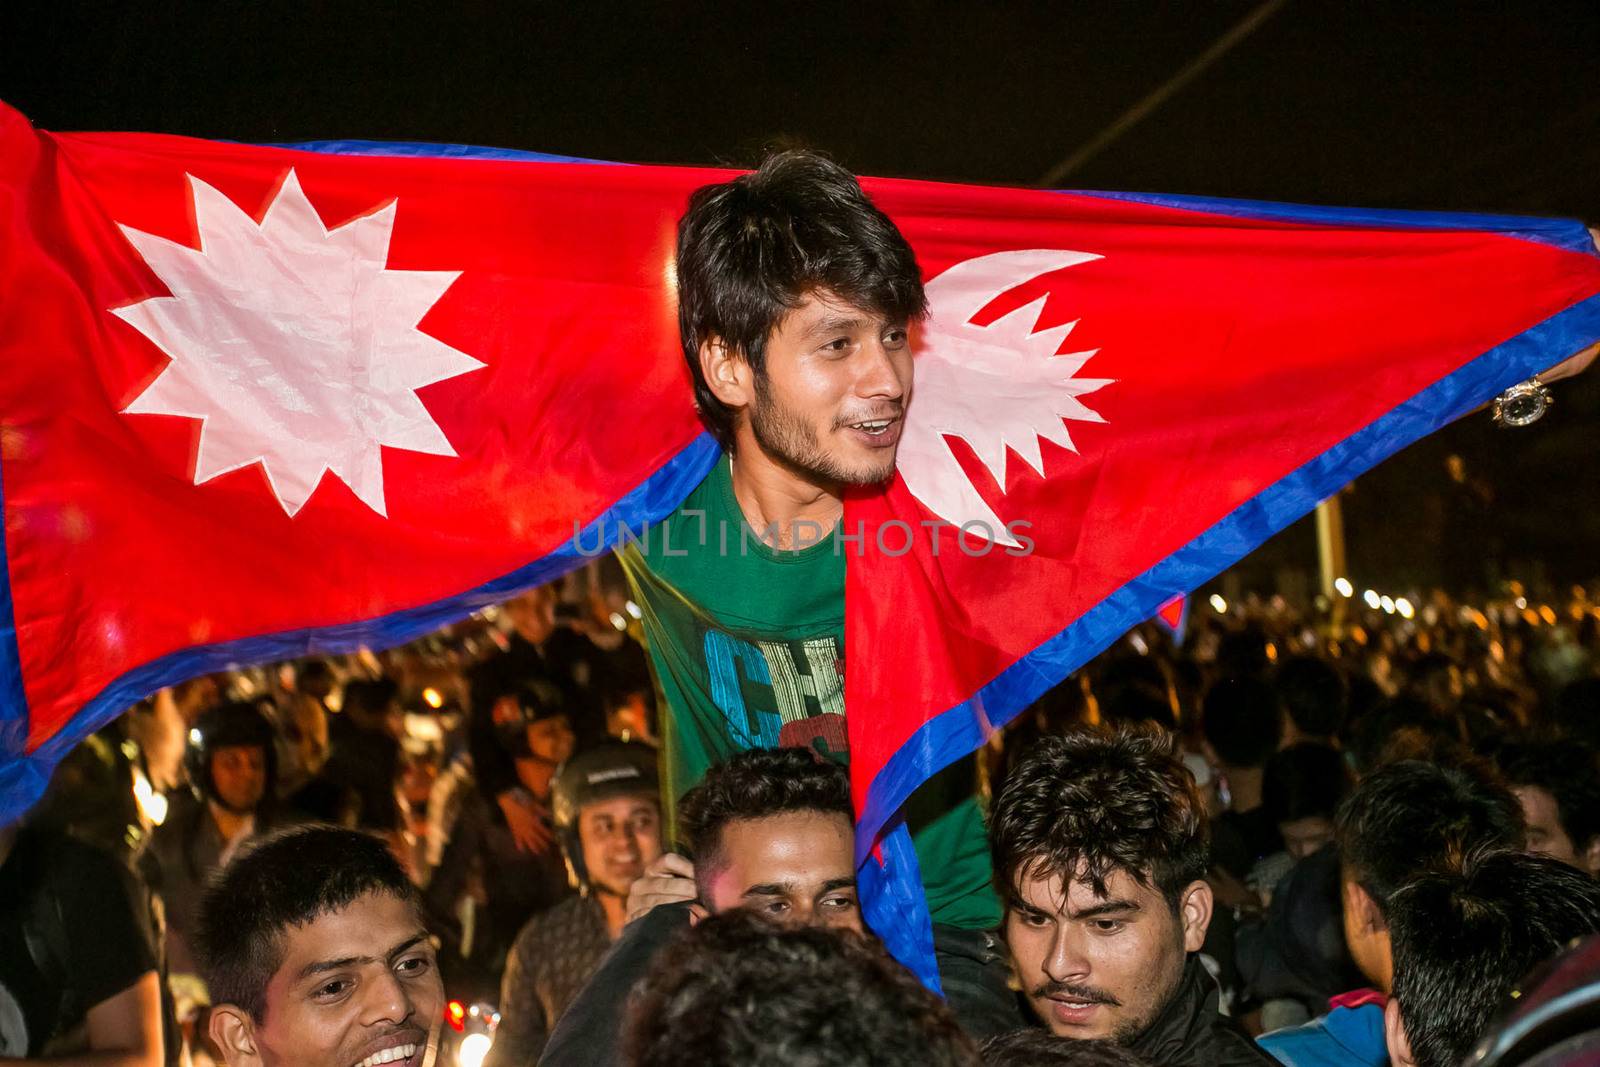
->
[897,249,1113,546]
[111,169,484,517]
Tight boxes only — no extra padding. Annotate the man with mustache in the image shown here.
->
[195,827,444,1067]
[988,724,1274,1067]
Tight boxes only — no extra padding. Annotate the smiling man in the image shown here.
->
[989,725,1273,1067]
[619,149,1013,1038]
[195,826,443,1067]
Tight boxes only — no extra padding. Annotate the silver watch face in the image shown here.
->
[1494,382,1550,428]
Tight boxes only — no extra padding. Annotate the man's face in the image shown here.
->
[524,715,576,765]
[700,811,862,933]
[1005,864,1208,1044]
[1279,815,1336,861]
[505,588,557,647]
[740,289,913,487]
[1514,785,1584,870]
[222,891,442,1067]
[211,745,268,814]
[577,794,664,898]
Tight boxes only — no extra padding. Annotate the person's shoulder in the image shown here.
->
[45,829,133,878]
[22,830,149,919]
[516,895,589,943]
[1205,1013,1281,1067]
[1258,1006,1386,1067]
[1259,1017,1341,1066]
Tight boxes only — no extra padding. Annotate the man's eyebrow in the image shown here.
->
[741,882,794,898]
[801,314,874,340]
[295,932,429,982]
[297,954,372,982]
[1069,899,1141,920]
[386,932,429,961]
[816,877,857,894]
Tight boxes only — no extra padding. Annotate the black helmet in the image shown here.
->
[1470,935,1600,1067]
[187,700,278,806]
[551,741,660,892]
[493,677,571,758]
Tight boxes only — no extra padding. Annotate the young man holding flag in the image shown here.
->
[618,150,1021,1036]
[3,100,1599,1015]
[620,147,1600,1022]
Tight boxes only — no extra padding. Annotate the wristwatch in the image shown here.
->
[1491,376,1552,428]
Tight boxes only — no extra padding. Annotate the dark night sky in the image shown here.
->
[4,0,1598,595]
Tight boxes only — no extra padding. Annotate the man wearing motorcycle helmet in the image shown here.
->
[488,741,663,1067]
[149,700,284,977]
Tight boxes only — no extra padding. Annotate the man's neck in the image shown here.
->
[515,758,556,799]
[726,436,843,550]
[208,799,254,842]
[1224,765,1264,813]
[596,889,629,940]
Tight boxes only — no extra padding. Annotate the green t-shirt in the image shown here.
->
[619,454,1001,930]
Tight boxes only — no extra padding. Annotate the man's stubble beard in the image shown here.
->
[748,375,897,487]
[1108,939,1187,1048]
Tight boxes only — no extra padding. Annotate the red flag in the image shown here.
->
[0,103,711,805]
[845,185,1600,977]
[1154,595,1188,642]
[2,101,1598,986]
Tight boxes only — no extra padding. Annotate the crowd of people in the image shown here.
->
[6,149,1600,1067]
[4,571,1599,1066]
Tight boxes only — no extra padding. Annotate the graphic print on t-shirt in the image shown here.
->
[703,628,847,758]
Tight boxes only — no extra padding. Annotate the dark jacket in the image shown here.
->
[488,895,613,1067]
[1133,956,1278,1067]
[538,901,691,1067]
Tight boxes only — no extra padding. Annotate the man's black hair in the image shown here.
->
[675,150,928,449]
[1497,738,1600,856]
[195,825,420,1020]
[1346,696,1457,776]
[1100,683,1177,732]
[341,676,399,720]
[989,724,1208,908]
[676,747,852,875]
[1263,742,1351,825]
[1552,677,1600,748]
[1388,849,1600,1067]
[623,909,979,1067]
[980,1030,1156,1067]
[1200,676,1282,768]
[1334,759,1522,911]
[1274,656,1348,740]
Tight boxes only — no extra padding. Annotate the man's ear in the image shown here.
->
[698,336,753,410]
[1583,836,1600,880]
[1384,997,1415,1067]
[209,1003,263,1066]
[1179,879,1214,953]
[687,901,710,926]
[1344,877,1385,932]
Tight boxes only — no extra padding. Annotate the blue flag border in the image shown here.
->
[1,132,1596,988]
[853,287,1600,986]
